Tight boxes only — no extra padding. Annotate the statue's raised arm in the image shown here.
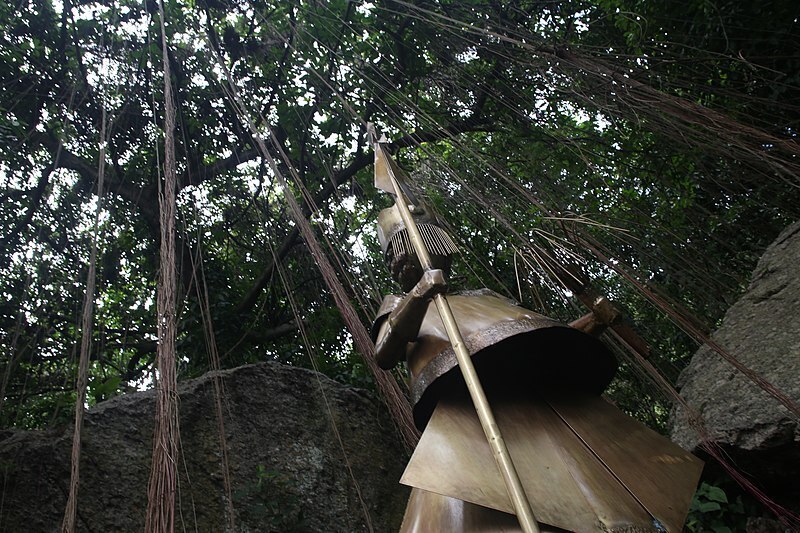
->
[374,268,446,370]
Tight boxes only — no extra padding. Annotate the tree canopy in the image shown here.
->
[1,0,798,444]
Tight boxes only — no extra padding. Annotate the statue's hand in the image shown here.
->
[412,269,447,300]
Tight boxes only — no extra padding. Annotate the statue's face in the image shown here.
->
[387,250,452,292]
[388,251,423,292]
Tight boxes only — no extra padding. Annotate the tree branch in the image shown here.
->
[240,321,299,344]
[34,130,160,230]
[10,163,52,237]
[180,147,259,189]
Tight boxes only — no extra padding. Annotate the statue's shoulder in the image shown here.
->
[451,288,521,307]
[376,294,403,317]
[370,294,403,340]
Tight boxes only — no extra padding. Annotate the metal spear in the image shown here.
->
[370,127,541,533]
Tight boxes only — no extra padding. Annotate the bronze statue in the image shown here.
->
[369,134,703,532]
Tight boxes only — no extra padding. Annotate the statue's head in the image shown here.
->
[377,204,458,292]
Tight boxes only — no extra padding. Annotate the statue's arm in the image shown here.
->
[374,269,447,369]
[569,295,621,336]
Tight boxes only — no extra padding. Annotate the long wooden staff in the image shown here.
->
[370,126,540,533]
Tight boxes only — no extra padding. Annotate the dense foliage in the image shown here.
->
[1,0,798,434]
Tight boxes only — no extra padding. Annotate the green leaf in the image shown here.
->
[698,501,722,513]
[705,485,728,503]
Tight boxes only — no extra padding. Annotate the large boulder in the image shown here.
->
[671,221,800,497]
[0,362,409,532]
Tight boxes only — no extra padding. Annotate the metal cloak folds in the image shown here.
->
[369,134,703,532]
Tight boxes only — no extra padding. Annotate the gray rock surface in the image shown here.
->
[671,221,800,487]
[0,362,409,532]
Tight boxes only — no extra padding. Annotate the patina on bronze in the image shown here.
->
[368,129,703,532]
